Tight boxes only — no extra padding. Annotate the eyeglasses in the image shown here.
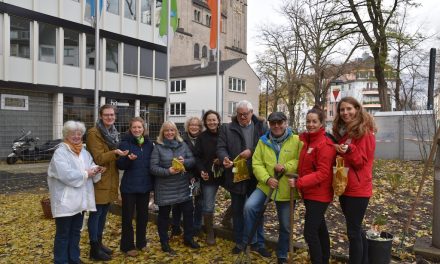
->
[237,111,251,117]
[102,114,115,117]
[269,120,284,126]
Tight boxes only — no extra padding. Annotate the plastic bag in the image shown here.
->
[172,158,186,172]
[189,179,201,197]
[333,156,349,196]
[232,155,250,183]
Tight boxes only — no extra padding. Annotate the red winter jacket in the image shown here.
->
[296,128,336,203]
[338,131,375,198]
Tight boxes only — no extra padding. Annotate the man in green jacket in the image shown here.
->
[243,112,302,264]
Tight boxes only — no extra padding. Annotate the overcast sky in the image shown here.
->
[246,0,440,66]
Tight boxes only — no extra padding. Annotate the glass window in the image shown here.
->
[228,101,237,115]
[202,46,207,58]
[107,0,120,15]
[123,44,138,75]
[229,77,246,92]
[170,102,186,116]
[170,80,186,93]
[10,16,31,59]
[141,0,152,25]
[106,39,119,72]
[39,22,57,63]
[124,0,136,20]
[155,51,166,79]
[86,34,95,69]
[140,48,153,77]
[64,29,79,67]
[194,43,199,59]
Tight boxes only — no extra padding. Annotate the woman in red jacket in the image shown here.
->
[289,106,336,264]
[333,97,376,264]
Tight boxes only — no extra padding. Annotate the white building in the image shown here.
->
[169,58,259,126]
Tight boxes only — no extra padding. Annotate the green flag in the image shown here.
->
[159,0,178,37]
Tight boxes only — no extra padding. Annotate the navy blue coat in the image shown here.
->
[117,133,154,194]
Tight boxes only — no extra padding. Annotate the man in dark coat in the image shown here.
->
[217,100,271,257]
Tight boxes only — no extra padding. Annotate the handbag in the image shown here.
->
[333,156,349,196]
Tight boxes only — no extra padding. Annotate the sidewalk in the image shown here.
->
[0,161,49,194]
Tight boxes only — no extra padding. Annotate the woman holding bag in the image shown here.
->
[332,97,376,264]
[289,106,336,264]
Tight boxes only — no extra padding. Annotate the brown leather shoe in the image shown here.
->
[125,249,138,257]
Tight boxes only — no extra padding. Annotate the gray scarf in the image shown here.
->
[96,119,120,150]
[268,129,290,155]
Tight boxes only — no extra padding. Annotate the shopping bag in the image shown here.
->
[232,155,250,183]
[333,156,349,196]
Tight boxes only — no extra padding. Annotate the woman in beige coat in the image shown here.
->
[86,104,128,261]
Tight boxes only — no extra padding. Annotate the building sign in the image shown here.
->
[110,99,130,107]
[1,94,29,110]
[330,86,341,103]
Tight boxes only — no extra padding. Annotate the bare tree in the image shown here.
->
[284,0,362,107]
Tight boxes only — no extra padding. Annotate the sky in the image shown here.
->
[246,0,440,67]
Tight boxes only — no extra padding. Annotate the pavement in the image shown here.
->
[0,161,49,194]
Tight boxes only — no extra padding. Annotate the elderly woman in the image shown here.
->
[150,121,200,255]
[171,116,203,236]
[117,117,154,257]
[48,120,104,264]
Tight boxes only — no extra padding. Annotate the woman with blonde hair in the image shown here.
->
[332,96,377,264]
[150,121,200,254]
[171,116,204,236]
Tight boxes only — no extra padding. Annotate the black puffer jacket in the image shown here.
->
[195,129,224,186]
[150,140,195,206]
[217,115,267,195]
[182,132,199,180]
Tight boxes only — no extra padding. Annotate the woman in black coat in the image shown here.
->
[116,117,154,257]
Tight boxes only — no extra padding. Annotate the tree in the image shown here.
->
[346,0,408,111]
[284,0,362,107]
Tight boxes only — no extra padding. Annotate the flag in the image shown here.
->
[85,0,103,23]
[208,0,221,49]
[159,0,178,37]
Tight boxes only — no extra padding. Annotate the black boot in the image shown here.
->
[98,237,113,255]
[89,241,111,261]
[161,242,176,255]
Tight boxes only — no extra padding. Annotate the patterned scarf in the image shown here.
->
[96,119,120,150]
[268,129,290,156]
[64,141,83,156]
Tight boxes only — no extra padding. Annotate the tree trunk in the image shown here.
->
[374,56,391,111]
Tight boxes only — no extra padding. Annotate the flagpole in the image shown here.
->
[94,0,100,121]
[216,0,220,115]
[165,0,171,121]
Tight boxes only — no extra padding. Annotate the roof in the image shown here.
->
[374,110,433,117]
[170,58,243,78]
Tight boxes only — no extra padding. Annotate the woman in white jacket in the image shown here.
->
[48,121,105,264]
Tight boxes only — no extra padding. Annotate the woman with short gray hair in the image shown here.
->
[48,120,105,264]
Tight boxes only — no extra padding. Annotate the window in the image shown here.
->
[10,16,30,58]
[64,29,79,66]
[1,94,28,111]
[171,80,186,93]
[206,15,210,26]
[194,10,198,21]
[229,77,246,92]
[141,0,152,24]
[39,22,57,63]
[170,102,186,116]
[155,51,166,79]
[202,46,207,58]
[123,44,138,75]
[107,0,120,15]
[194,43,199,59]
[106,39,119,72]
[140,48,153,77]
[228,101,237,115]
[124,0,136,20]
[86,34,95,68]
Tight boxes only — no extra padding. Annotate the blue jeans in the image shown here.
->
[88,204,110,243]
[243,188,290,258]
[54,213,84,264]
[231,191,265,248]
[202,184,220,214]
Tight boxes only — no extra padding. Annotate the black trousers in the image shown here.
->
[303,199,330,264]
[158,199,194,244]
[339,195,370,264]
[120,192,149,252]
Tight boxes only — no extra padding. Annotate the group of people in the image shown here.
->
[47,96,376,264]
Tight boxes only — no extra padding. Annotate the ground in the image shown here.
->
[0,160,435,263]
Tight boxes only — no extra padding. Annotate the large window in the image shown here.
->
[123,44,138,75]
[141,0,153,25]
[106,39,119,72]
[10,16,30,59]
[194,43,199,59]
[86,34,95,69]
[202,46,207,58]
[155,51,166,79]
[64,29,79,66]
[171,80,186,93]
[229,77,246,92]
[107,0,120,15]
[39,22,57,63]
[124,0,136,20]
[228,101,237,115]
[170,103,186,116]
[140,48,153,77]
